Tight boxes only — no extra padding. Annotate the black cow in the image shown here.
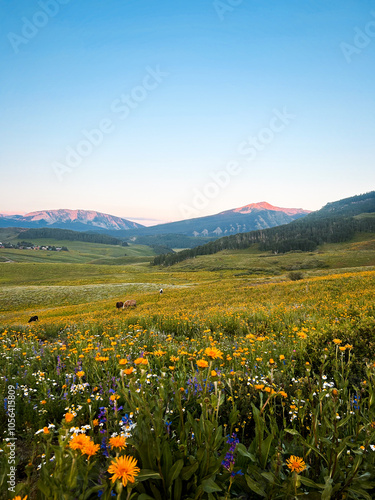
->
[28,315,38,323]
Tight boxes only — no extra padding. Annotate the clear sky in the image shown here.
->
[1,0,374,224]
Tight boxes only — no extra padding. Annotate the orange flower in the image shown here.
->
[93,419,99,427]
[119,359,128,365]
[83,441,99,459]
[43,427,49,434]
[204,346,223,359]
[333,339,342,345]
[76,371,85,378]
[286,455,306,473]
[269,358,275,365]
[108,455,140,487]
[134,357,147,365]
[69,434,90,451]
[196,359,209,369]
[109,435,127,450]
[123,367,134,375]
[254,384,265,390]
[65,412,74,423]
[211,370,217,377]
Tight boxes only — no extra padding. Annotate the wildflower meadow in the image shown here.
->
[1,264,375,499]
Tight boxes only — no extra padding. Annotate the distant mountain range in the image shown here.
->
[0,203,310,238]
[125,202,311,238]
[0,209,144,232]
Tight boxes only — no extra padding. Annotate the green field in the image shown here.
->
[1,232,375,328]
[0,239,156,265]
[1,232,375,499]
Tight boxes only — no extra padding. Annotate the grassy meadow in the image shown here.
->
[1,235,375,499]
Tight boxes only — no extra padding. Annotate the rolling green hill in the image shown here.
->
[0,238,157,265]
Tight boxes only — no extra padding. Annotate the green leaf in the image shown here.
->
[161,440,172,479]
[150,483,163,500]
[284,428,300,436]
[237,443,256,462]
[245,475,267,497]
[138,495,156,500]
[299,476,324,489]
[137,470,162,482]
[181,461,199,481]
[260,434,274,468]
[213,425,224,450]
[174,477,183,500]
[82,485,104,500]
[337,413,353,428]
[167,458,184,489]
[261,471,276,484]
[321,476,333,500]
[346,486,373,500]
[201,477,222,493]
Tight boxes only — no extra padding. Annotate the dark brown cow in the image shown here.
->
[28,315,38,323]
[123,299,136,308]
[116,301,124,310]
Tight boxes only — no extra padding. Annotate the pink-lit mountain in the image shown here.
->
[231,202,311,216]
[0,209,143,231]
[121,201,312,237]
[0,203,311,237]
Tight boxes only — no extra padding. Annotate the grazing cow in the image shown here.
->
[124,299,136,308]
[116,301,124,310]
[159,288,163,295]
[28,315,38,323]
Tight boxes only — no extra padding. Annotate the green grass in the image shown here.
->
[167,235,375,276]
[1,232,375,327]
[0,240,156,264]
[0,227,22,242]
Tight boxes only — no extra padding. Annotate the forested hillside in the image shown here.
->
[154,192,375,266]
[19,228,125,246]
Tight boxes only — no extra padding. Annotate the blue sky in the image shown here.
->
[1,0,374,224]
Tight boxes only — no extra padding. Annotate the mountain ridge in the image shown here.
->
[0,209,144,231]
[0,203,311,236]
[229,202,311,216]
[123,202,311,238]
